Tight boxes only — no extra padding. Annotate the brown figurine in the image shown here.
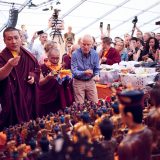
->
[17,143,27,159]
[7,140,17,158]
[145,84,160,155]
[92,110,103,141]
[117,89,153,160]
[99,118,117,160]
[0,132,7,150]
[76,111,93,143]
[110,102,123,137]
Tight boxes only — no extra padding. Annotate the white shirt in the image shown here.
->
[31,43,45,62]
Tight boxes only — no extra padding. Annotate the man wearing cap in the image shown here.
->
[117,90,152,160]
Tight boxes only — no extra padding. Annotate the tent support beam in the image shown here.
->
[61,0,87,19]
[75,0,130,34]
[0,0,32,32]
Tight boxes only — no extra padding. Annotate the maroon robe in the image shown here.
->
[0,47,40,129]
[38,64,74,117]
[62,54,71,69]
[101,47,121,65]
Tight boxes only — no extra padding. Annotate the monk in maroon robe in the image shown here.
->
[0,27,40,130]
[62,44,79,70]
[39,48,74,117]
[100,37,121,65]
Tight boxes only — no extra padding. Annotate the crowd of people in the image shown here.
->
[0,23,160,159]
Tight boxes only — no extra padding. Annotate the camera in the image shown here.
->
[49,8,64,43]
[132,16,138,24]
[50,9,63,30]
[107,24,110,31]
[37,30,44,35]
[52,9,60,20]
[100,22,103,28]
[155,21,160,25]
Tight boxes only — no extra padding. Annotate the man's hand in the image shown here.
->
[8,56,20,67]
[27,76,35,84]
[140,46,143,50]
[84,69,93,76]
[128,51,133,56]
[92,75,100,82]
[48,19,53,28]
[46,72,57,80]
[101,57,107,63]
[142,54,149,61]
[31,32,38,42]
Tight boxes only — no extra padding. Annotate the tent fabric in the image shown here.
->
[0,0,160,42]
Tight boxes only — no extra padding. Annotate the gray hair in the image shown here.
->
[81,34,94,44]
[47,48,60,58]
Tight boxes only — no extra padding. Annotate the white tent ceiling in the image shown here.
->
[0,0,160,43]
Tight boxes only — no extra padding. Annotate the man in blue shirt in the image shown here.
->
[71,34,100,104]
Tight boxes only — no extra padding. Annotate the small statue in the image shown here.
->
[117,89,152,160]
[99,118,117,160]
[145,84,160,154]
[7,140,16,158]
[28,138,40,160]
[0,132,7,150]
[110,101,122,137]
[77,111,93,143]
[17,143,27,159]
[92,109,103,141]
[39,136,49,153]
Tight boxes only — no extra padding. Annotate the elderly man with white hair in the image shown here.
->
[71,34,100,104]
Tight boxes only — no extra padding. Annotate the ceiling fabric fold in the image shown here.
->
[0,0,160,40]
